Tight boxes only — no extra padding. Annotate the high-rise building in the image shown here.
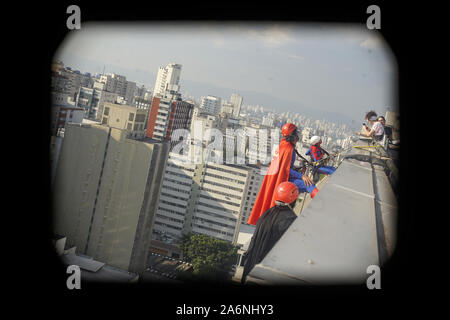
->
[60,68,93,98]
[52,123,169,273]
[146,97,193,146]
[221,101,234,115]
[152,151,252,247]
[153,63,182,98]
[189,113,217,145]
[301,127,312,145]
[230,93,243,118]
[99,73,137,104]
[243,126,276,165]
[262,115,274,127]
[124,81,137,104]
[200,96,222,115]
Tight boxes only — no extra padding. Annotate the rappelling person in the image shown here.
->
[247,123,318,226]
[241,181,300,284]
[306,136,336,182]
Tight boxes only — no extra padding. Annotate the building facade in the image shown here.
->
[99,73,137,104]
[101,102,148,140]
[51,92,84,135]
[146,97,193,145]
[152,151,252,249]
[230,93,243,118]
[153,63,182,98]
[200,96,222,115]
[52,123,169,273]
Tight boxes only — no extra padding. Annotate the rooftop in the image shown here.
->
[59,253,139,283]
[245,137,398,285]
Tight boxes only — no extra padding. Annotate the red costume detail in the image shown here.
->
[310,145,323,161]
[247,139,294,225]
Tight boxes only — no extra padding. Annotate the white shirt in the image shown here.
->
[370,121,384,136]
[370,121,386,147]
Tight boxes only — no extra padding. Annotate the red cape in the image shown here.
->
[247,139,294,225]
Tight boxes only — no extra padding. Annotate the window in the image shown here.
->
[129,113,135,121]
[104,107,110,115]
[101,117,108,125]
[135,114,146,122]
[127,123,132,131]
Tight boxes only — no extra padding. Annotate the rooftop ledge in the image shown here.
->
[246,138,398,285]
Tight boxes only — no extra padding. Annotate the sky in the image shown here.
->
[54,21,398,127]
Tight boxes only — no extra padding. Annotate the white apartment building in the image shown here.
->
[152,151,252,247]
[243,126,276,165]
[153,152,195,241]
[93,80,106,91]
[262,115,274,127]
[301,127,312,144]
[221,101,234,115]
[190,114,217,145]
[200,95,222,115]
[193,162,249,243]
[153,63,182,98]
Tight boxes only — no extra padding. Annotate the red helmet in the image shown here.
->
[281,123,297,137]
[275,182,299,204]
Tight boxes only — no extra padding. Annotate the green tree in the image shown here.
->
[180,233,238,282]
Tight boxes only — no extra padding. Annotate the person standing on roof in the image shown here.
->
[377,115,390,149]
[241,182,299,284]
[247,123,318,226]
[356,110,385,144]
[306,136,336,176]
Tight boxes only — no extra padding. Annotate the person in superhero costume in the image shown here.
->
[306,135,336,176]
[247,123,318,226]
[241,182,299,284]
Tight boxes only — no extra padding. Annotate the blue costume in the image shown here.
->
[305,146,336,175]
[288,152,317,194]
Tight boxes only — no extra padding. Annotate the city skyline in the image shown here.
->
[54,21,397,128]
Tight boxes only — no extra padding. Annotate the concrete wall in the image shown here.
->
[53,123,168,273]
[53,124,109,254]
